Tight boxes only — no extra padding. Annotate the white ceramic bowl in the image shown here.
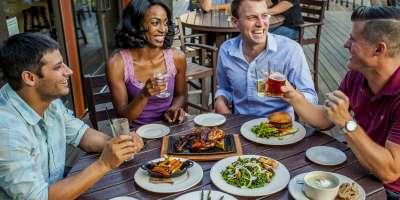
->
[303,171,340,200]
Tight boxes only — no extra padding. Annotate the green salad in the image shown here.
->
[221,157,276,189]
[251,122,279,138]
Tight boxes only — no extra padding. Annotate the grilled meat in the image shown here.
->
[174,127,225,152]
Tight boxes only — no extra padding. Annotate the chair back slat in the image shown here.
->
[95,110,117,122]
[302,16,321,23]
[300,0,326,6]
[301,7,323,15]
[87,74,108,88]
[93,92,112,105]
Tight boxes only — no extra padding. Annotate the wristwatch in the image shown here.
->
[341,120,358,134]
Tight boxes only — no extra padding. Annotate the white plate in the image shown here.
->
[288,172,366,200]
[134,158,203,193]
[175,190,238,200]
[194,113,226,127]
[210,155,290,197]
[109,197,138,200]
[306,146,347,166]
[136,124,170,139]
[240,118,306,145]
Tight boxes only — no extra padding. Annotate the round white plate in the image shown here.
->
[288,172,366,200]
[109,197,138,200]
[240,118,306,145]
[306,146,347,166]
[136,124,170,139]
[194,113,226,127]
[210,155,290,197]
[175,190,238,200]
[134,158,203,193]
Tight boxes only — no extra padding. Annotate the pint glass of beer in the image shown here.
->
[265,72,286,97]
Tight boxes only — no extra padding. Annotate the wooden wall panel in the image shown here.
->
[59,1,85,117]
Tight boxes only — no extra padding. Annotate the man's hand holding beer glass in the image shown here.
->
[280,81,305,104]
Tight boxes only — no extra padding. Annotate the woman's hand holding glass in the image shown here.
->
[141,73,169,98]
[142,78,166,97]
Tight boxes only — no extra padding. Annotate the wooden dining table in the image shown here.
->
[179,10,285,47]
[67,114,386,200]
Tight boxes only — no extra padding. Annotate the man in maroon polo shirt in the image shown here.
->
[282,6,400,199]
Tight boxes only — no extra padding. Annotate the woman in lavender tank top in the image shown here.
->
[106,0,187,128]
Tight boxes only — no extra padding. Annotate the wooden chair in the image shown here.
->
[176,17,218,112]
[83,74,116,130]
[295,0,327,92]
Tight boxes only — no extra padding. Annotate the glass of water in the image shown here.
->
[112,118,134,161]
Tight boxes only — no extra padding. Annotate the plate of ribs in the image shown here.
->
[167,127,237,155]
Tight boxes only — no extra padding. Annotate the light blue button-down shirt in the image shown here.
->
[216,33,318,118]
[0,84,89,200]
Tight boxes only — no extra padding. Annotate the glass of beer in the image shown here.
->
[265,72,286,97]
[256,69,268,97]
[257,79,265,97]
[112,118,134,161]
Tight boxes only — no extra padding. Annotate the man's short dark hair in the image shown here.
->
[231,0,265,19]
[0,32,59,91]
[351,6,400,21]
[114,0,175,49]
[351,6,400,57]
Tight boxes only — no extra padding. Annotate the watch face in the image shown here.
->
[346,121,357,132]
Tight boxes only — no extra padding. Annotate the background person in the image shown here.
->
[267,0,304,40]
[200,0,231,12]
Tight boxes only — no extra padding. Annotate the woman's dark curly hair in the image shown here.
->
[115,0,175,49]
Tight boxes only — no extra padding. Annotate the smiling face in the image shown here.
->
[343,21,377,71]
[34,50,73,100]
[232,0,270,47]
[142,4,169,48]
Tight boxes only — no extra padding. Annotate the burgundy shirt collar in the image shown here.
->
[361,66,400,98]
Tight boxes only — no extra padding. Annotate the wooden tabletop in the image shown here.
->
[68,114,386,200]
[179,10,285,33]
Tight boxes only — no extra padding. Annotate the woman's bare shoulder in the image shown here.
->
[107,50,125,69]
[171,48,186,62]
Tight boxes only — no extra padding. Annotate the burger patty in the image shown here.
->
[268,122,292,129]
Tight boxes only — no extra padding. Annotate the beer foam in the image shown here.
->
[269,72,285,81]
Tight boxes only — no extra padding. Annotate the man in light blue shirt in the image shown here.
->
[215,0,318,118]
[0,33,143,200]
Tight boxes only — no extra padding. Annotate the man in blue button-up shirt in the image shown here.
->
[215,0,318,118]
[0,33,143,200]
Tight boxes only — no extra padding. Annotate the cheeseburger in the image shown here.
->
[267,112,296,135]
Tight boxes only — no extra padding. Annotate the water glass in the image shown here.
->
[256,69,268,97]
[153,71,170,98]
[112,118,134,160]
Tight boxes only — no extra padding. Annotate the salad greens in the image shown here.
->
[251,122,279,138]
[221,157,275,189]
